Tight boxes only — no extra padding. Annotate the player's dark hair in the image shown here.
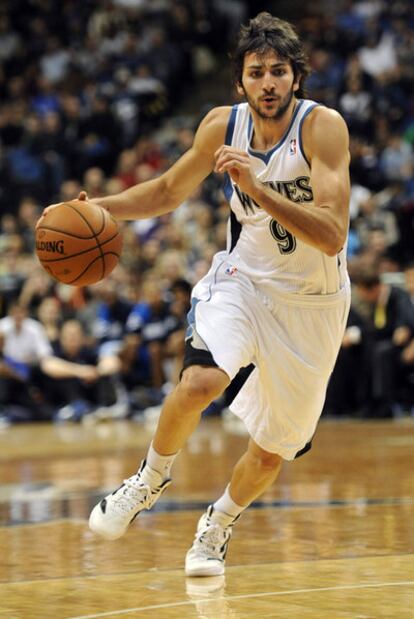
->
[232,12,310,98]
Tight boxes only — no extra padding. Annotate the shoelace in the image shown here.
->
[112,476,151,515]
[193,520,230,558]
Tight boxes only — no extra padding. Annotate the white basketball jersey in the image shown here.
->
[223,99,349,295]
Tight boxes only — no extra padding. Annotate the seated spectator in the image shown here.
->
[380,134,413,183]
[116,330,155,413]
[357,21,397,81]
[339,75,373,138]
[82,277,132,355]
[0,213,19,254]
[18,267,56,316]
[41,319,125,421]
[354,192,399,251]
[353,266,414,416]
[405,263,414,308]
[17,196,40,253]
[126,277,177,388]
[399,263,414,411]
[36,296,62,345]
[163,278,192,385]
[0,302,99,422]
[324,307,367,416]
[0,246,27,318]
[306,48,343,106]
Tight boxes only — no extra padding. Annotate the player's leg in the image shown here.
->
[185,439,282,576]
[152,365,230,455]
[185,290,351,576]
[89,365,230,540]
[227,438,282,505]
[90,258,255,541]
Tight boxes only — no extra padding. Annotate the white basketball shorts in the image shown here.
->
[185,253,351,460]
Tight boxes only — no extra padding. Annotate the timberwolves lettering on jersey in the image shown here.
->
[223,98,349,295]
[234,175,313,215]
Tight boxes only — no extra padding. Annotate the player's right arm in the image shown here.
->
[41,107,231,223]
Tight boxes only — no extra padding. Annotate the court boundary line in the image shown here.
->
[66,580,414,619]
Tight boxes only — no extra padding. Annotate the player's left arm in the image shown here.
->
[301,107,350,255]
[215,107,350,256]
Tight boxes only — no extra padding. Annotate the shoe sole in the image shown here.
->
[88,504,127,540]
[185,562,225,577]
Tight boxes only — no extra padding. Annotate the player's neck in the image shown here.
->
[250,98,297,151]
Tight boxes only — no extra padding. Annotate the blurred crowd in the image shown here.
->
[0,0,414,424]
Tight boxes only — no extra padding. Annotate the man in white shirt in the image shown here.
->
[0,302,99,421]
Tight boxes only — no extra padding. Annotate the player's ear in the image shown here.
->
[293,72,301,93]
[236,81,244,97]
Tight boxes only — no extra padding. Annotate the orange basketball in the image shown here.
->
[35,200,123,286]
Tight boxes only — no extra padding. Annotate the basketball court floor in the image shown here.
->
[1,414,413,618]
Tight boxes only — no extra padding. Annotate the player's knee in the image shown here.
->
[179,366,229,408]
[249,447,282,472]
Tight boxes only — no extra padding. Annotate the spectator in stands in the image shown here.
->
[338,75,373,138]
[0,213,19,254]
[380,134,413,183]
[306,48,343,107]
[164,278,192,385]
[353,266,414,416]
[126,276,177,389]
[83,277,132,355]
[42,319,123,421]
[354,193,399,252]
[357,19,397,81]
[17,196,40,253]
[0,245,27,317]
[18,267,56,316]
[59,179,82,203]
[399,263,414,411]
[405,263,414,309]
[36,296,62,346]
[116,329,153,414]
[324,307,367,417]
[0,302,108,422]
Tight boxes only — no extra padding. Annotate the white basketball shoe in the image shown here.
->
[89,460,171,540]
[185,506,238,577]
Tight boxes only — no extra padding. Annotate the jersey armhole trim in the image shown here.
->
[298,103,320,167]
[222,105,239,201]
[225,104,238,145]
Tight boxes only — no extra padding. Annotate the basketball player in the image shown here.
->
[42,13,351,576]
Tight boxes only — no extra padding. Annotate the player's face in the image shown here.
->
[238,51,299,121]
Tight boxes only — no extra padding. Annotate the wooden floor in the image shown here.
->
[1,414,414,618]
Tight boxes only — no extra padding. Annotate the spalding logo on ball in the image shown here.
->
[35,200,123,286]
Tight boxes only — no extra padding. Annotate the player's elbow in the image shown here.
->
[321,224,346,257]
[158,177,182,213]
[324,245,341,257]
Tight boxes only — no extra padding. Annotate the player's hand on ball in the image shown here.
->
[214,145,259,196]
[37,193,90,229]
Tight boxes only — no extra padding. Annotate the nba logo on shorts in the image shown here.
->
[289,139,297,156]
[225,265,238,276]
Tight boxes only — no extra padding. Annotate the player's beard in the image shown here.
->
[245,85,295,121]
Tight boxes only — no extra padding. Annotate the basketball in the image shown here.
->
[35,200,123,286]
